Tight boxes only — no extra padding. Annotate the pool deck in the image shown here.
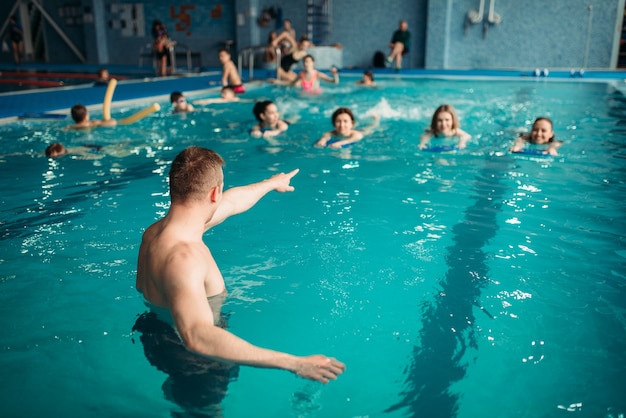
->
[2,63,626,123]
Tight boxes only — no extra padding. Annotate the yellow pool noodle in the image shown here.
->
[102,79,117,121]
[119,103,161,125]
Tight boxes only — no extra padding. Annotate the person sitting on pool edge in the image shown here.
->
[315,107,380,149]
[134,146,346,384]
[271,33,312,82]
[250,100,291,138]
[170,91,195,113]
[218,49,245,94]
[419,104,471,151]
[509,117,563,156]
[67,104,117,130]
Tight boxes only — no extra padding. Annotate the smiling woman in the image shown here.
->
[0,75,625,417]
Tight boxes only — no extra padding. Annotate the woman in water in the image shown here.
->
[418,104,471,150]
[250,100,290,138]
[509,117,563,156]
[315,107,379,148]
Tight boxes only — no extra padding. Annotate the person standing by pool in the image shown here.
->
[3,15,24,65]
[387,20,411,70]
[509,117,563,156]
[152,20,174,76]
[315,107,380,148]
[418,104,471,150]
[135,146,346,384]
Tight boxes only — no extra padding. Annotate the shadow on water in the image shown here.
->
[386,155,513,418]
[132,312,239,417]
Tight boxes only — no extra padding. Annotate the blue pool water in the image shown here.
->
[1,76,625,417]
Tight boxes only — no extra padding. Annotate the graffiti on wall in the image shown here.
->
[168,3,223,37]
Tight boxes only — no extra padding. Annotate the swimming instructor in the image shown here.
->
[135,146,345,383]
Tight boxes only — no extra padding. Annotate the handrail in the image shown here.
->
[138,41,197,72]
[238,45,281,80]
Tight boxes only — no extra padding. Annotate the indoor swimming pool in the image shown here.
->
[0,75,625,417]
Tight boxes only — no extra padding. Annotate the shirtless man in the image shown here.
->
[135,146,345,383]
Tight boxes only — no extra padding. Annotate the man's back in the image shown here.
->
[136,216,226,309]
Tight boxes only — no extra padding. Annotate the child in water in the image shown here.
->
[509,117,563,156]
[250,100,290,138]
[170,91,194,113]
[419,104,471,150]
[67,104,117,130]
[356,70,375,86]
[271,55,338,94]
[315,107,379,148]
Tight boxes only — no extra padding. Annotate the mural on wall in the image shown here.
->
[109,3,145,37]
[166,3,224,38]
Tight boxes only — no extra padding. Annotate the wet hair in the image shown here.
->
[299,35,310,44]
[169,146,225,203]
[363,70,374,81]
[531,117,555,142]
[429,104,460,135]
[71,104,88,123]
[218,48,230,56]
[97,68,108,78]
[331,107,355,125]
[303,54,315,63]
[253,100,274,122]
[45,142,67,157]
[170,91,184,103]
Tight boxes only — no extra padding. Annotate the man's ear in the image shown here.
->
[209,185,221,202]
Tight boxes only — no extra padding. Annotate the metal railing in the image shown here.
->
[138,42,199,73]
[237,45,282,80]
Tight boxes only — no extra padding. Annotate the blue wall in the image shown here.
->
[425,0,624,69]
[0,0,622,69]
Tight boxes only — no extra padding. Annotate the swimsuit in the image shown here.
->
[9,23,23,43]
[300,70,321,94]
[143,288,227,329]
[132,288,238,409]
[280,53,299,72]
[231,84,245,94]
